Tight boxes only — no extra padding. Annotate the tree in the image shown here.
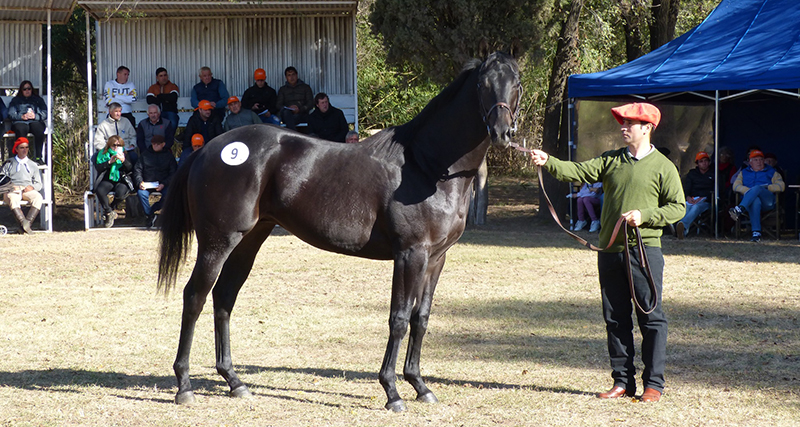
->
[540,0,584,220]
[370,0,548,83]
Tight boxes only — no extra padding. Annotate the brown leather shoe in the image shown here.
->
[640,388,662,402]
[597,385,635,399]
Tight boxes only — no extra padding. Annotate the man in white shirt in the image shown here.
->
[103,65,138,127]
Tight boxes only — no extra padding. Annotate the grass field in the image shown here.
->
[0,179,798,426]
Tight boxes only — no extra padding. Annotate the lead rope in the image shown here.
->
[508,142,658,314]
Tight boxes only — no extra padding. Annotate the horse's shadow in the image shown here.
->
[0,365,592,405]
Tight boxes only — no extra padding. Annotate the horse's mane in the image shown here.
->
[397,59,482,142]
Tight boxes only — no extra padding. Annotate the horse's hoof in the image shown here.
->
[385,399,407,412]
[175,391,196,405]
[230,385,253,398]
[416,391,439,404]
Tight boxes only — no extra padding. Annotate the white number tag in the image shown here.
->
[220,142,250,166]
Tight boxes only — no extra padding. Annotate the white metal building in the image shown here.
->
[77,0,359,229]
[0,0,76,232]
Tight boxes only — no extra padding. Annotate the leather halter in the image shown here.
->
[479,82,522,134]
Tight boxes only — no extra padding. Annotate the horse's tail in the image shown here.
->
[157,154,197,295]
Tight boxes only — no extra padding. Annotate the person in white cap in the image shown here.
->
[529,102,684,403]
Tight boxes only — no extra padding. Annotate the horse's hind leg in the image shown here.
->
[213,222,275,398]
[404,254,446,404]
[174,237,242,405]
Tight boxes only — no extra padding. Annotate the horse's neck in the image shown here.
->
[410,85,488,178]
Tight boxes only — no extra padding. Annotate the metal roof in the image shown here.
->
[0,0,78,24]
[79,0,358,20]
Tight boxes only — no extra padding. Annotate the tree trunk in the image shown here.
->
[650,0,680,50]
[467,155,488,225]
[540,0,584,220]
[617,0,647,61]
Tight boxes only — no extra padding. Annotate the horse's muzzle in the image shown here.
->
[489,124,514,147]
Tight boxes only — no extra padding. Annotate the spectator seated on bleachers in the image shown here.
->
[93,135,134,228]
[729,149,785,242]
[1,137,42,234]
[103,65,138,128]
[146,67,180,131]
[134,135,176,229]
[241,68,280,125]
[191,66,229,122]
[276,66,313,130]
[223,96,261,132]
[345,130,359,143]
[94,102,137,161]
[179,100,223,165]
[308,92,349,142]
[6,81,47,164]
[136,104,175,154]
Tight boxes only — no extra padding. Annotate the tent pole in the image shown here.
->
[714,90,719,239]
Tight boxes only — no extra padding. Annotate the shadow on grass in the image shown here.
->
[427,297,800,391]
[237,364,592,398]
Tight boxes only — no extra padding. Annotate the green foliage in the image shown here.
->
[370,0,549,83]
[356,13,442,132]
[48,8,93,194]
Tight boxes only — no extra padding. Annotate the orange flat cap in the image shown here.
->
[611,102,661,128]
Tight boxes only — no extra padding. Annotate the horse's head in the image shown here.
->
[477,51,522,147]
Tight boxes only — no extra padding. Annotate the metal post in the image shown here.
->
[714,90,719,239]
[45,8,53,232]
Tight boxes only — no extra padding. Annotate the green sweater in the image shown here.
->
[545,147,685,251]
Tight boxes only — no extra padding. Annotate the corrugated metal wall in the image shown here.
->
[96,16,354,100]
[0,23,42,90]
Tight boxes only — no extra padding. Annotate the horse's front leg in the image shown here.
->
[404,253,446,404]
[379,248,428,412]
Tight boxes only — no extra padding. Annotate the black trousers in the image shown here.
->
[95,180,130,214]
[597,246,667,393]
[10,121,46,161]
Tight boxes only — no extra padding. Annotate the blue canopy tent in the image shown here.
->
[567,0,800,238]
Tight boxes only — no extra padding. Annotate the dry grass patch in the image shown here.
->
[0,214,798,426]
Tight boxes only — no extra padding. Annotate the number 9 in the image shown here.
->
[231,148,238,159]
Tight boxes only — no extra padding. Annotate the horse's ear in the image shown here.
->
[509,37,524,59]
[478,38,491,60]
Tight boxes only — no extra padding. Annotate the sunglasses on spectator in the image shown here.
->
[22,87,33,91]
[113,144,124,147]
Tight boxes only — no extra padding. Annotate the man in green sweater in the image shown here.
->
[530,103,684,403]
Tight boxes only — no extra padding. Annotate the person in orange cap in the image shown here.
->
[241,68,280,125]
[529,102,684,403]
[223,96,261,131]
[191,133,204,152]
[729,149,785,242]
[2,137,43,233]
[179,99,222,166]
[675,151,716,239]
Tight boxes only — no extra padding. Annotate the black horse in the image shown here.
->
[157,49,521,411]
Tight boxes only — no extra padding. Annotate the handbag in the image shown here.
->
[0,173,13,196]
